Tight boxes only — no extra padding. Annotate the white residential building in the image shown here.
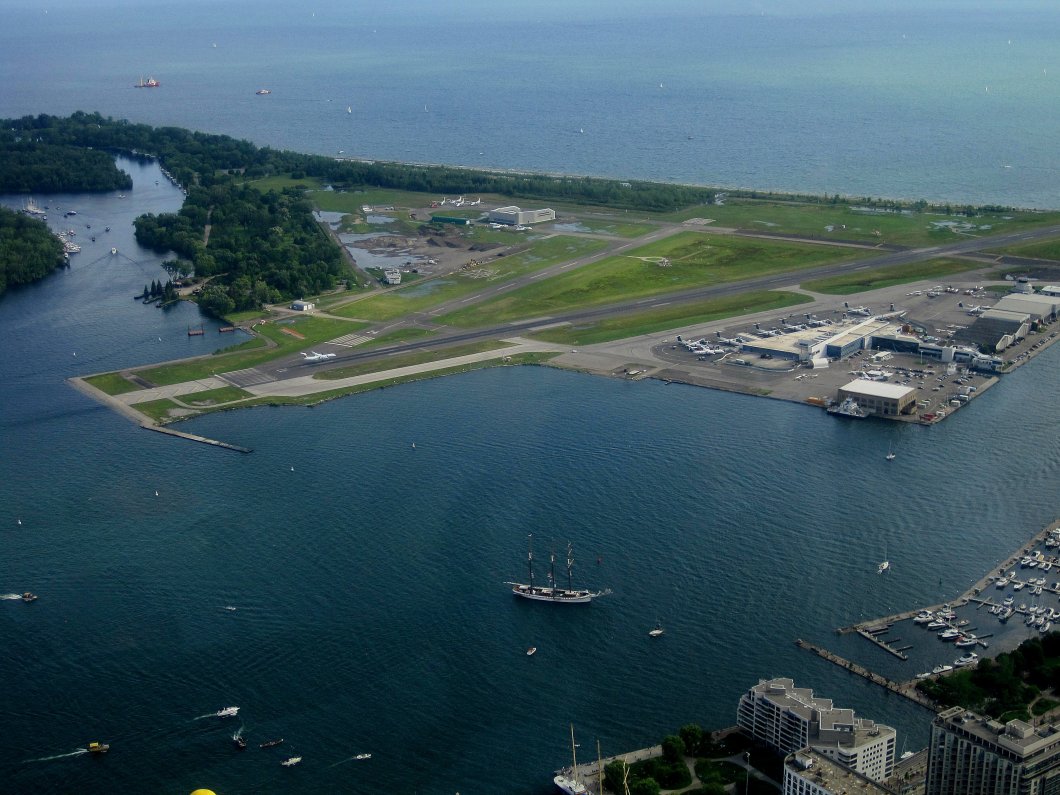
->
[738,677,896,782]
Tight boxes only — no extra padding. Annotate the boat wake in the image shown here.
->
[232,724,245,741]
[1,593,24,600]
[23,748,89,763]
[329,753,372,768]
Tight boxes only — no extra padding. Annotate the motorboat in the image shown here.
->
[281,756,302,767]
[927,620,948,630]
[21,592,38,602]
[931,664,954,674]
[938,628,961,641]
[955,635,978,647]
[87,742,109,755]
[996,577,1010,588]
[913,611,934,623]
[526,647,537,656]
[260,738,284,749]
[955,653,979,667]
[233,736,247,750]
[355,753,372,760]
[1043,622,1053,633]
[215,706,239,718]
[649,624,665,637]
[878,560,890,574]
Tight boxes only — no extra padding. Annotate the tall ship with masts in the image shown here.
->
[509,536,609,604]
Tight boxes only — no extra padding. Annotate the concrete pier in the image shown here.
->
[795,639,936,710]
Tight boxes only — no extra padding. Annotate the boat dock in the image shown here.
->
[794,639,937,710]
[798,518,1060,706]
[555,744,662,792]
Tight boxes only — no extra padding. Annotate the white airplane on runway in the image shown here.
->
[301,351,337,363]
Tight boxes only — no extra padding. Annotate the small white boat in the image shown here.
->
[648,624,665,637]
[354,753,372,760]
[281,756,302,767]
[526,646,537,656]
[215,706,239,718]
[913,611,934,623]
[878,560,890,574]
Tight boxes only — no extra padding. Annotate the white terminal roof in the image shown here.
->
[840,380,916,399]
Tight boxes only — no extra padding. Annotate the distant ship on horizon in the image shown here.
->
[135,76,160,88]
[256,88,271,95]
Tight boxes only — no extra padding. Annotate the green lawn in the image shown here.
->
[987,237,1060,261]
[174,385,253,405]
[530,291,812,346]
[362,328,435,346]
[131,398,183,423]
[660,199,1060,247]
[313,340,513,379]
[801,258,976,294]
[244,175,325,192]
[134,316,366,385]
[439,232,853,327]
[332,236,608,322]
[83,372,142,396]
[309,187,439,213]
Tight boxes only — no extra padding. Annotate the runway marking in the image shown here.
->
[652,302,671,307]
[218,367,273,387]
[326,333,371,347]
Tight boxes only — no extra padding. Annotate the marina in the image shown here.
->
[803,518,1060,708]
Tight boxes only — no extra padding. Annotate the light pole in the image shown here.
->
[744,751,751,795]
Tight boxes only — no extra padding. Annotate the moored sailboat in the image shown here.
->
[554,724,588,795]
[509,536,608,604]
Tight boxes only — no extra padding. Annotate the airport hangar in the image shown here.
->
[487,206,556,225]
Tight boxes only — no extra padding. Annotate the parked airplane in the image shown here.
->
[301,351,337,362]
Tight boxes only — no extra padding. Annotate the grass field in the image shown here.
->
[530,291,811,346]
[332,236,608,322]
[133,316,366,386]
[987,237,1060,262]
[660,199,1060,247]
[174,385,253,405]
[131,398,183,423]
[313,340,513,380]
[245,175,325,192]
[439,232,854,327]
[801,258,976,294]
[83,372,142,396]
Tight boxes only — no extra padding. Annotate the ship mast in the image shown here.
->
[549,548,557,591]
[569,723,580,786]
[566,542,575,590]
[527,534,534,590]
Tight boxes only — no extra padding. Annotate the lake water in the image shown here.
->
[3,3,1060,793]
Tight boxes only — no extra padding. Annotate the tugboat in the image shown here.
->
[87,742,110,755]
[21,592,38,602]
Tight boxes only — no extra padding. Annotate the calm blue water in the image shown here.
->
[1,1,1059,207]
[3,3,1060,793]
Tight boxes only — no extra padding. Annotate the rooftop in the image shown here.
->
[936,707,1060,758]
[785,749,892,794]
[839,380,916,400]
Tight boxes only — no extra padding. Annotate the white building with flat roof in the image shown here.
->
[738,678,896,782]
[837,380,917,417]
[784,749,893,795]
[488,206,556,225]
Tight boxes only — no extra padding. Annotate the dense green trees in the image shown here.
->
[0,140,132,193]
[918,632,1060,719]
[0,207,65,295]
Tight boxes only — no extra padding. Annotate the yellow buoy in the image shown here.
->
[190,790,218,795]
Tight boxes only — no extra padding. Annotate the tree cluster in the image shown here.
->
[0,206,66,295]
[918,632,1060,719]
[0,140,132,193]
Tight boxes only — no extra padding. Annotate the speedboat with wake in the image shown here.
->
[215,706,239,718]
[281,756,302,767]
[260,738,284,748]
[233,736,247,750]
[87,742,109,755]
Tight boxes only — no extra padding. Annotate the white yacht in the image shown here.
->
[215,706,239,718]
[954,653,979,667]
